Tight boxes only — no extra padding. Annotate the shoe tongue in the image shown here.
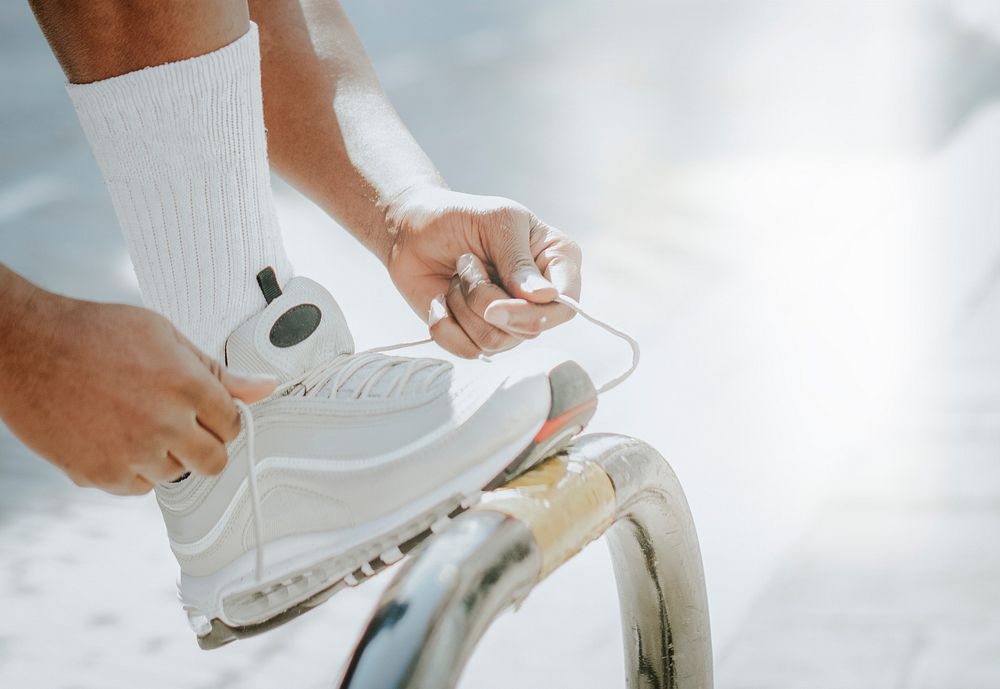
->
[225,273,354,382]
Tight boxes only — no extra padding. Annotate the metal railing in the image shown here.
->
[337,433,713,689]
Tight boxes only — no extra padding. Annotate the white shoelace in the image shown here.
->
[235,295,639,581]
[554,295,640,394]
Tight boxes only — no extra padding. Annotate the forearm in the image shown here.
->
[250,0,445,264]
[0,264,40,354]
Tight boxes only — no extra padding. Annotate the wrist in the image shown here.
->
[378,179,450,266]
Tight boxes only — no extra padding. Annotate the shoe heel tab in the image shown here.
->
[256,267,283,305]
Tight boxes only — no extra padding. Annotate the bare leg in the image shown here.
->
[30,0,249,83]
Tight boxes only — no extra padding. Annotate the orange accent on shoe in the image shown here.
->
[533,399,597,443]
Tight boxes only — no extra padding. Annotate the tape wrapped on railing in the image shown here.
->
[473,455,616,579]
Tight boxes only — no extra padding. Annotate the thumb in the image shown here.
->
[489,213,558,304]
[180,331,279,403]
[220,368,280,404]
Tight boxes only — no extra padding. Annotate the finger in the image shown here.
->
[485,223,582,332]
[484,209,558,304]
[183,367,242,444]
[446,278,520,354]
[138,453,189,484]
[184,338,279,404]
[532,221,581,325]
[537,240,582,302]
[452,255,524,349]
[535,250,579,328]
[172,422,229,477]
[484,299,574,335]
[427,293,481,359]
[221,369,279,404]
[182,349,274,443]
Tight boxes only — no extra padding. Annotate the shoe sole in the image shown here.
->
[190,361,597,650]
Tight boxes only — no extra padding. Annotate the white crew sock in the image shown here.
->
[66,22,292,360]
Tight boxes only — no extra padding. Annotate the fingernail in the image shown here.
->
[428,294,449,327]
[484,304,510,327]
[457,253,477,275]
[518,272,555,294]
[235,372,280,384]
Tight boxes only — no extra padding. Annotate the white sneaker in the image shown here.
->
[155,270,597,648]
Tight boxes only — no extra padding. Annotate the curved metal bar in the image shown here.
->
[338,433,712,689]
[338,511,541,688]
[595,435,713,688]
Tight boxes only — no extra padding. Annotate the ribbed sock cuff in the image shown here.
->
[67,23,292,359]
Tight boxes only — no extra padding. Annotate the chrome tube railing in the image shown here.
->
[338,433,713,689]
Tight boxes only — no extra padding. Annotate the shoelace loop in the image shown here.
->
[552,294,639,394]
[237,295,638,582]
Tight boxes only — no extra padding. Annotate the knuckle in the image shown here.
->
[508,253,537,276]
[442,334,480,359]
[479,327,513,353]
[199,444,228,476]
[465,280,493,309]
[219,406,242,443]
[488,206,517,225]
[152,457,184,483]
[149,411,181,442]
[446,279,464,306]
[428,318,448,338]
[128,479,153,496]
[205,358,223,382]
[446,295,476,326]
[469,285,507,317]
[562,238,583,261]
[173,367,206,402]
[131,308,167,338]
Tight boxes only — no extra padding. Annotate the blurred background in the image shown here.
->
[2,0,999,686]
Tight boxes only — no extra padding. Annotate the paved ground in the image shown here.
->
[2,1,999,687]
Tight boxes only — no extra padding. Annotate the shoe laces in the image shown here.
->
[235,294,639,582]
[275,347,451,400]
